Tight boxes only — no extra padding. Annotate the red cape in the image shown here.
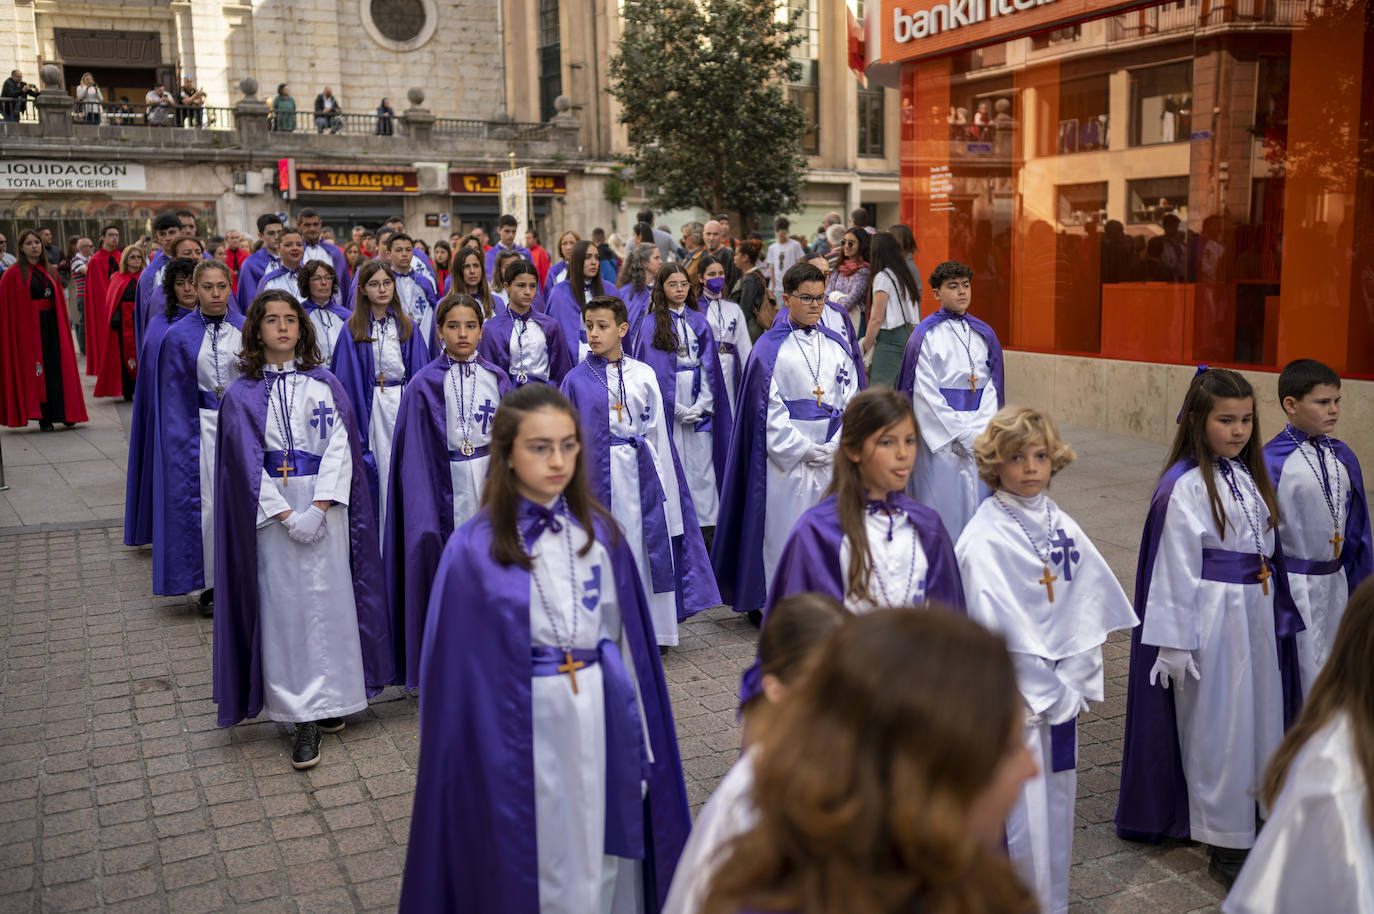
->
[0,262,90,427]
[94,271,140,398]
[84,247,122,375]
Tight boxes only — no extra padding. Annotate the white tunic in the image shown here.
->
[395,271,436,348]
[1274,438,1354,692]
[957,492,1137,914]
[508,312,552,383]
[703,296,751,417]
[527,516,647,914]
[662,749,758,914]
[195,316,244,585]
[1142,462,1283,849]
[1223,713,1374,914]
[253,367,366,722]
[762,327,858,585]
[669,307,718,527]
[598,357,685,646]
[307,304,347,367]
[836,510,932,614]
[259,266,302,300]
[908,317,999,540]
[370,317,406,543]
[442,356,504,530]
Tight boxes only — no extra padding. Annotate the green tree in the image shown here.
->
[609,0,809,232]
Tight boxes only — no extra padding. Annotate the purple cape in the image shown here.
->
[545,280,604,353]
[710,319,856,615]
[484,242,533,280]
[1263,425,1373,590]
[149,310,246,595]
[303,298,353,360]
[210,367,395,727]
[383,353,513,689]
[122,307,192,546]
[397,505,691,912]
[136,252,242,348]
[544,260,568,294]
[476,307,574,386]
[626,307,734,495]
[1115,458,1305,842]
[235,246,275,306]
[329,313,433,518]
[561,355,720,621]
[620,284,654,334]
[895,309,1006,409]
[739,492,966,702]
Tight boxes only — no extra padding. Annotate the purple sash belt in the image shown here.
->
[262,450,323,478]
[783,398,842,441]
[447,444,490,462]
[375,376,406,389]
[531,641,648,859]
[1200,548,1271,585]
[939,386,985,412]
[1286,555,1343,576]
[197,390,223,411]
[610,434,675,594]
[1050,721,1076,772]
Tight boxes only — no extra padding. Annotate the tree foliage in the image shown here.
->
[609,0,810,231]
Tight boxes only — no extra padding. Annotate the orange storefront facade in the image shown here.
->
[878,0,1374,391]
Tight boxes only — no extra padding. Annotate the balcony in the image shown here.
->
[1107,0,1318,41]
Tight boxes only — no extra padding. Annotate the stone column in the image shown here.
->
[34,64,73,138]
[402,88,434,146]
[549,95,581,150]
[234,77,270,147]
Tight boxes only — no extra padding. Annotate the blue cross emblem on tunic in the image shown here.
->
[582,566,601,612]
[311,403,335,441]
[1050,529,1080,581]
[475,399,497,434]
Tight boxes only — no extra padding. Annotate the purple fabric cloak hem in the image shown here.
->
[1263,425,1373,590]
[737,492,966,703]
[1114,458,1305,843]
[396,506,691,913]
[383,353,513,689]
[475,307,575,387]
[210,368,395,727]
[561,355,721,622]
[771,303,869,389]
[894,308,1006,409]
[626,307,735,496]
[710,320,857,615]
[150,309,247,595]
[123,307,192,546]
[329,313,433,519]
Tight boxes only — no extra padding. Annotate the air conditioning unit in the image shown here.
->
[413,161,449,194]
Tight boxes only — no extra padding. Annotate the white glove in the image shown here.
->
[1149,647,1200,692]
[1045,687,1091,726]
[679,406,703,426]
[804,444,834,467]
[285,506,327,544]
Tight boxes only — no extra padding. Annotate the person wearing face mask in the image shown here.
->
[696,256,751,415]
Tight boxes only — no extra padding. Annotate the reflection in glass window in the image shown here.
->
[1055,182,1108,228]
[1053,75,1109,154]
[1130,62,1192,145]
[1127,176,1190,225]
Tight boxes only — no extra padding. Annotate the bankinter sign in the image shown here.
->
[893,0,1056,42]
[879,0,1138,62]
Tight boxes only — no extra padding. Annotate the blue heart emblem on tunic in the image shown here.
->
[582,566,601,612]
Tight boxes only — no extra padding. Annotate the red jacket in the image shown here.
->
[0,261,89,426]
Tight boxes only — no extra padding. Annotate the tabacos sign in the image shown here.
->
[892,0,1056,42]
[296,167,419,194]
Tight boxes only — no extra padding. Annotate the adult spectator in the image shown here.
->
[271,83,296,132]
[826,226,871,333]
[824,224,846,269]
[887,223,924,313]
[314,86,343,133]
[702,218,727,260]
[0,233,13,274]
[376,97,395,135]
[84,226,122,373]
[733,238,772,341]
[111,97,134,124]
[591,227,619,285]
[1,70,38,122]
[177,76,206,127]
[849,207,873,234]
[353,225,367,246]
[764,216,805,303]
[1160,213,1186,282]
[808,211,842,256]
[69,237,93,356]
[39,229,63,267]
[714,213,737,249]
[636,207,679,264]
[75,72,102,125]
[222,230,249,287]
[145,84,174,126]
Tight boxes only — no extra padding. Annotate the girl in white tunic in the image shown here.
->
[959,406,1138,914]
[1117,367,1304,887]
[698,257,751,416]
[1224,578,1374,914]
[297,259,349,366]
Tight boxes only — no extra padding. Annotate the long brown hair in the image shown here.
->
[703,610,1032,914]
[826,389,920,603]
[237,290,323,379]
[743,593,851,742]
[14,229,49,282]
[479,385,619,570]
[1164,367,1278,536]
[349,259,414,343]
[454,246,495,317]
[1262,576,1374,834]
[648,262,696,353]
[568,239,605,310]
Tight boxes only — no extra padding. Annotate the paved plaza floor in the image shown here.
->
[0,375,1241,913]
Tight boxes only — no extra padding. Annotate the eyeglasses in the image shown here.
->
[788,293,826,306]
[364,280,395,291]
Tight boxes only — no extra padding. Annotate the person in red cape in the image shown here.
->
[94,245,145,399]
[84,225,123,376]
[0,229,89,429]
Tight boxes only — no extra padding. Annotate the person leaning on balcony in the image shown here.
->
[376,98,395,135]
[177,76,206,127]
[315,86,343,134]
[75,73,102,125]
[271,83,296,132]
[145,84,174,126]
[1,70,38,122]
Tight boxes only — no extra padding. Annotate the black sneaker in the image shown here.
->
[1207,845,1248,888]
[746,609,763,628]
[291,723,322,769]
[197,588,214,617]
[38,420,53,432]
[318,717,345,734]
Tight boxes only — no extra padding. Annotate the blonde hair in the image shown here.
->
[973,406,1076,489]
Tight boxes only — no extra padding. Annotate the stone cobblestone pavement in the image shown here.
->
[0,411,1232,912]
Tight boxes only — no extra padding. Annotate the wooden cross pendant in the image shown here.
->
[968,372,978,391]
[612,400,626,423]
[277,456,295,486]
[1256,561,1272,596]
[557,651,586,694]
[375,375,386,389]
[1331,529,1344,558]
[812,385,825,406]
[1039,565,1058,603]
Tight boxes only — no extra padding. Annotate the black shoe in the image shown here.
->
[291,723,322,769]
[317,717,345,734]
[747,609,763,628]
[1207,845,1249,889]
[658,645,669,657]
[197,588,214,617]
[38,420,53,432]
[62,421,76,428]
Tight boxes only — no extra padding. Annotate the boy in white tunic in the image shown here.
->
[387,233,439,352]
[960,406,1137,914]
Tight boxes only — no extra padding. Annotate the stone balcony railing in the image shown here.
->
[0,73,582,168]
